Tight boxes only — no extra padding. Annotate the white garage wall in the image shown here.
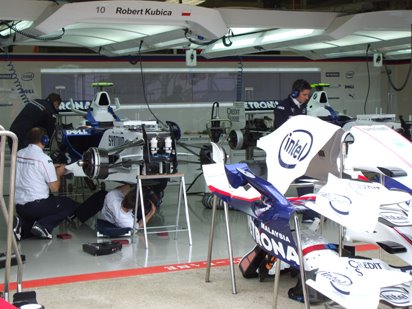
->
[0,53,411,132]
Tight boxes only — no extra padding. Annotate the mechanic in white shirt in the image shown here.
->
[100,184,156,229]
[14,127,78,239]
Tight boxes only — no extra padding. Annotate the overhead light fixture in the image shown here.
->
[165,0,206,5]
[261,29,315,43]
[230,27,265,36]
[153,37,189,48]
[385,49,411,56]
[42,67,320,74]
[212,37,257,51]
[0,20,33,36]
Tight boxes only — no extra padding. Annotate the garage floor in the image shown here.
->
[0,184,392,308]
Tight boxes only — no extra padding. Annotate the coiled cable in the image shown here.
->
[3,49,30,105]
[236,58,243,101]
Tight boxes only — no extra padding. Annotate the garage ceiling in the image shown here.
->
[1,0,412,60]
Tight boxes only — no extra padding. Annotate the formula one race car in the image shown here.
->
[51,83,180,184]
[202,115,412,308]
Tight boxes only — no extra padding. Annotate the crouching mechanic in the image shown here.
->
[15,127,78,239]
[100,184,157,229]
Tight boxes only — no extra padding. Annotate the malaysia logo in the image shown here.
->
[318,193,351,215]
[278,129,313,169]
[317,271,352,295]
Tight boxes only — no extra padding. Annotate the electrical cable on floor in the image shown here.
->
[185,171,204,194]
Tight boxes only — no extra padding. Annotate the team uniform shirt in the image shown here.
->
[273,96,307,130]
[10,100,58,150]
[15,144,57,205]
[99,189,134,229]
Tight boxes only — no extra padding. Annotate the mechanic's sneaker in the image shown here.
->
[31,222,52,239]
[13,216,22,241]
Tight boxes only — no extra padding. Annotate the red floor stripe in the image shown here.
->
[0,243,378,291]
[0,258,241,291]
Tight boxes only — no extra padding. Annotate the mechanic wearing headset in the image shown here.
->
[9,93,61,151]
[273,79,312,130]
[14,127,78,239]
[273,79,317,220]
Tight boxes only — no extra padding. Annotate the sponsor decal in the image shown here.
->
[65,153,72,164]
[181,11,191,16]
[244,100,278,111]
[380,210,409,225]
[348,181,381,194]
[278,129,312,169]
[21,72,34,81]
[0,74,13,79]
[318,193,351,215]
[65,129,90,136]
[227,107,242,123]
[108,135,125,147]
[325,72,340,77]
[380,287,410,305]
[248,217,299,267]
[347,259,384,276]
[318,271,352,295]
[116,7,172,16]
[59,101,91,112]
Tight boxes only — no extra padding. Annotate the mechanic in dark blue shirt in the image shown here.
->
[9,93,61,150]
[273,79,317,221]
[273,79,311,130]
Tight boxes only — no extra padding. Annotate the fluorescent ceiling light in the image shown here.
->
[42,67,320,74]
[212,37,257,51]
[230,27,265,35]
[385,49,411,56]
[355,30,411,41]
[261,29,315,43]
[323,50,367,58]
[326,34,380,47]
[293,42,337,51]
[153,38,189,48]
[165,0,205,4]
[0,20,33,36]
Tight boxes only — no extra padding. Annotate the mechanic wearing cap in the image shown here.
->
[14,127,78,239]
[9,92,61,150]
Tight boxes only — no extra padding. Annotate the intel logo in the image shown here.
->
[380,288,409,305]
[21,72,34,81]
[278,130,313,169]
[318,271,352,295]
[319,193,351,215]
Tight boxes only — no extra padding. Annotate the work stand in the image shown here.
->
[133,173,192,250]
